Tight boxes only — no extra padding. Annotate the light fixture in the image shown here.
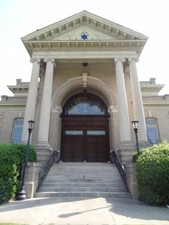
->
[131,120,140,154]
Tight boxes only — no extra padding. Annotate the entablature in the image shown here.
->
[24,39,145,56]
[32,50,137,60]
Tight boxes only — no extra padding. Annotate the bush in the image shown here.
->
[132,151,142,163]
[0,144,37,204]
[0,164,18,204]
[136,142,169,205]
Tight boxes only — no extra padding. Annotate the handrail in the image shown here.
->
[110,151,129,191]
[38,151,59,187]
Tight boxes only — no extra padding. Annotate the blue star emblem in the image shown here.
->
[81,33,88,40]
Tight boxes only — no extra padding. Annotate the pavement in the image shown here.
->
[0,197,169,225]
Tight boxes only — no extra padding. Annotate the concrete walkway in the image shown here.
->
[0,197,169,225]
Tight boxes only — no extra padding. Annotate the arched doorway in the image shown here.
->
[61,92,110,162]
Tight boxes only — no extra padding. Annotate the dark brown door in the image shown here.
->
[61,117,109,162]
[62,134,84,162]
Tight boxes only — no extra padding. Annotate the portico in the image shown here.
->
[21,11,148,163]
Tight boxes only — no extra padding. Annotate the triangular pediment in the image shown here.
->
[50,25,117,41]
[22,10,148,56]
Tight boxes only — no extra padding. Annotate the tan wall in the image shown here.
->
[0,107,25,143]
[144,105,169,143]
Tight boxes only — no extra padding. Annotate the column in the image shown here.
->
[115,58,131,142]
[22,58,41,143]
[50,106,62,151]
[129,57,147,141]
[37,58,55,146]
[108,105,118,150]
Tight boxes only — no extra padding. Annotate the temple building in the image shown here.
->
[1,11,169,164]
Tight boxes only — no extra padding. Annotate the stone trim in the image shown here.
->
[51,76,117,108]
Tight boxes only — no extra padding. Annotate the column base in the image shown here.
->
[125,163,139,200]
[117,141,150,165]
[35,142,53,162]
[117,142,136,165]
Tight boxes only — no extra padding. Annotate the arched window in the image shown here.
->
[11,118,24,144]
[63,92,108,116]
[146,117,160,145]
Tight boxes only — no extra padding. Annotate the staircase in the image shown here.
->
[35,162,130,198]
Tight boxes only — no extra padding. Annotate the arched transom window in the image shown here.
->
[63,92,108,116]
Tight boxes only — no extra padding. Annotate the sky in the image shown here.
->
[0,0,169,98]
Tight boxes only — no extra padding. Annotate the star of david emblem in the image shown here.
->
[80,33,89,40]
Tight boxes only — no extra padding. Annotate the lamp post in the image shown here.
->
[131,120,140,154]
[16,120,35,200]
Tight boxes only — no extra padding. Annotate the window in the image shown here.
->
[146,118,160,145]
[87,130,106,135]
[65,130,83,135]
[11,118,24,144]
[63,92,107,116]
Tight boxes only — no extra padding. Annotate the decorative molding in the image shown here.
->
[114,57,126,63]
[82,71,88,88]
[108,105,118,113]
[30,58,41,63]
[128,57,139,63]
[51,76,117,108]
[44,58,55,63]
[51,106,62,114]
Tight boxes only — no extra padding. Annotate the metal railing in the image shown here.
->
[110,151,129,191]
[38,151,59,187]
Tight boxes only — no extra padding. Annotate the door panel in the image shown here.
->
[62,135,84,162]
[61,116,109,162]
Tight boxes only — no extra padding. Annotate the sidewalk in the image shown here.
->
[0,196,169,225]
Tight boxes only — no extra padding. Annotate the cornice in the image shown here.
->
[0,104,26,107]
[143,102,169,107]
[24,40,145,56]
[22,11,147,41]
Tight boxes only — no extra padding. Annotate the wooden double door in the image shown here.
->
[61,116,110,162]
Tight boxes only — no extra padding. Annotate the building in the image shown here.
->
[1,11,169,164]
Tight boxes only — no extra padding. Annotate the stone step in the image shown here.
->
[40,182,124,188]
[35,191,130,198]
[35,162,130,199]
[38,186,127,192]
[43,175,122,180]
[48,170,119,174]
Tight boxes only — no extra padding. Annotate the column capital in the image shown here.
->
[128,57,139,63]
[44,58,55,63]
[30,58,41,63]
[114,57,126,63]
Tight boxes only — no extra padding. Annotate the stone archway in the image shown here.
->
[50,76,118,158]
[51,76,117,108]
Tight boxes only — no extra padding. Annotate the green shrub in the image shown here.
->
[136,142,169,205]
[0,144,37,204]
[0,164,18,204]
[132,151,142,163]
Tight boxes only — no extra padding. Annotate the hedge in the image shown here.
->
[136,142,169,205]
[0,144,37,204]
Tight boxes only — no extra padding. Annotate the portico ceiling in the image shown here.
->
[22,11,148,57]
